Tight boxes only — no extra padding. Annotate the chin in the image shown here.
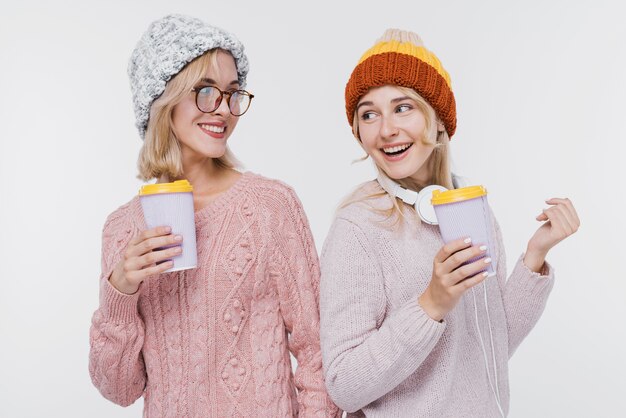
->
[382,165,415,181]
[200,146,228,159]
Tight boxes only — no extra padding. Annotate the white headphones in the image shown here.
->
[376,172,448,225]
[376,171,506,417]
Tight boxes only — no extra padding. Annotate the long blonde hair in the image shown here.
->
[342,87,453,225]
[137,49,240,181]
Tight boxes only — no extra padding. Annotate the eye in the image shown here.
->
[195,85,214,94]
[396,104,412,113]
[195,86,221,99]
[360,111,377,121]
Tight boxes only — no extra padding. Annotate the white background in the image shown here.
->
[1,0,624,417]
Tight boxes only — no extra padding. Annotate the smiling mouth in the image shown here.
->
[382,143,412,156]
[199,124,226,134]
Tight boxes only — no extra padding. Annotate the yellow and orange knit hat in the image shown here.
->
[345,29,456,138]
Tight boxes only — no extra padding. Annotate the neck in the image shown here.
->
[390,166,431,193]
[400,177,428,192]
[181,158,221,188]
[160,154,241,211]
[403,152,440,191]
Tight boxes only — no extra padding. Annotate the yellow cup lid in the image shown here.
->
[431,185,487,205]
[139,180,193,196]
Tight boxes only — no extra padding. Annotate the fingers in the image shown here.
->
[438,241,488,274]
[426,239,494,320]
[434,238,491,286]
[448,255,492,286]
[545,197,580,232]
[122,226,183,284]
[542,197,580,237]
[543,207,576,240]
[126,259,175,282]
[127,230,183,258]
[456,270,490,292]
[434,237,473,264]
[129,226,172,247]
[544,205,571,230]
[126,245,183,273]
[546,197,575,209]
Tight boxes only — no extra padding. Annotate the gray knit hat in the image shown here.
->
[128,14,249,139]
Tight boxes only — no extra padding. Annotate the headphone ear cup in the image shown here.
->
[415,185,448,225]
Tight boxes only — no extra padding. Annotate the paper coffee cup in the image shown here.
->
[431,186,496,276]
[139,180,197,272]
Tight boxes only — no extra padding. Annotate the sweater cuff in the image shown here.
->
[509,253,555,297]
[99,278,140,324]
[397,298,446,352]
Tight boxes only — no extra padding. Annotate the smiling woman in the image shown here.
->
[137,49,243,181]
[168,51,243,168]
[319,28,580,418]
[88,14,339,417]
[355,85,442,186]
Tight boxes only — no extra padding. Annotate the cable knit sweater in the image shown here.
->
[319,181,555,418]
[89,171,339,418]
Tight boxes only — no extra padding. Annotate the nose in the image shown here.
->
[212,92,232,116]
[379,115,399,139]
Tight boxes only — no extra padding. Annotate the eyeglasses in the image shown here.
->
[191,86,254,116]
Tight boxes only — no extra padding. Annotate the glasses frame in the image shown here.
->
[191,85,254,116]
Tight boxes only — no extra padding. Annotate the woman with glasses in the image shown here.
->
[89,14,339,417]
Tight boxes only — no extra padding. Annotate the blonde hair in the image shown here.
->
[137,49,240,181]
[342,87,453,226]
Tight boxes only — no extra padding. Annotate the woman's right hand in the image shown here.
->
[109,226,183,295]
[418,238,492,322]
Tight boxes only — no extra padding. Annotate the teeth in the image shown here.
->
[383,144,411,154]
[200,124,225,133]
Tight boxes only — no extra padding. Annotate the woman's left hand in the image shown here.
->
[524,197,580,272]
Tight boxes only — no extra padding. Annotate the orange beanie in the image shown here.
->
[345,29,457,138]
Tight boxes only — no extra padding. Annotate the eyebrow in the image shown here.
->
[355,101,373,112]
[200,78,240,87]
[356,96,412,111]
[391,96,411,103]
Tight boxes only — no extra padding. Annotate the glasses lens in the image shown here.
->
[196,87,222,112]
[229,91,251,116]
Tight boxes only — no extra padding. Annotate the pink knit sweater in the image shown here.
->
[89,172,340,417]
[319,181,555,417]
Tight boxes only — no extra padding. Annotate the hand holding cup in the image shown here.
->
[109,226,183,295]
[107,180,196,295]
[418,185,496,321]
[419,237,492,322]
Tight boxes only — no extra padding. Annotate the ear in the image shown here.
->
[436,120,445,132]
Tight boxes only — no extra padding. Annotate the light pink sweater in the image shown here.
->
[89,172,340,417]
[319,181,555,417]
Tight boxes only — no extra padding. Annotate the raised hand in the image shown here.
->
[524,197,580,273]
